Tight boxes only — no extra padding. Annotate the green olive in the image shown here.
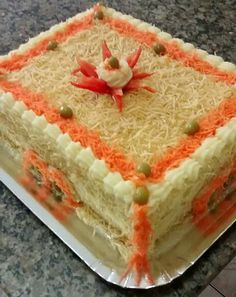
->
[94,10,104,20]
[208,191,219,213]
[29,166,42,187]
[137,162,151,177]
[184,120,200,135]
[108,56,120,69]
[153,43,166,55]
[47,41,58,50]
[133,186,149,205]
[59,105,73,119]
[51,183,64,202]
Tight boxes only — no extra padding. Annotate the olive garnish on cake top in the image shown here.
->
[107,56,120,69]
[59,104,73,119]
[94,10,104,20]
[153,43,166,55]
[71,41,155,112]
[184,119,200,135]
[47,40,58,51]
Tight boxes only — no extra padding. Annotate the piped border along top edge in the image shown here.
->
[0,4,236,205]
[105,7,236,74]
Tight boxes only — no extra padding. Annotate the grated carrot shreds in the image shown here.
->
[1,79,236,183]
[104,17,236,85]
[166,42,236,84]
[151,97,236,181]
[121,204,154,286]
[0,14,93,72]
[104,17,157,47]
[1,7,236,184]
[0,80,136,179]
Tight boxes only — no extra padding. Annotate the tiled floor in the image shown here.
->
[199,256,236,297]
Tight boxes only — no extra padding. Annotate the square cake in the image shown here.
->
[0,3,236,284]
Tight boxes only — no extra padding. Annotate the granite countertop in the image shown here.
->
[0,1,235,296]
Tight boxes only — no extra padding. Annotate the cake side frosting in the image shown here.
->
[1,90,236,215]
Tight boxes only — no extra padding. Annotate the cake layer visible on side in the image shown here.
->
[1,91,236,247]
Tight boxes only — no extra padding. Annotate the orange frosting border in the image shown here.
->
[151,97,236,181]
[104,17,236,85]
[1,78,236,183]
[0,7,236,184]
[0,80,136,178]
[0,13,93,72]
[120,204,153,286]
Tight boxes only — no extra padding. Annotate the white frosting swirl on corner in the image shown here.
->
[96,59,132,88]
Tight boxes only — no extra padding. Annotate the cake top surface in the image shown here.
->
[1,4,236,182]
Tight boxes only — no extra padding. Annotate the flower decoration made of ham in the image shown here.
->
[71,41,156,112]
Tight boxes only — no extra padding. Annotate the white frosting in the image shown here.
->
[44,123,61,139]
[32,115,48,130]
[0,93,15,109]
[89,159,109,180]
[103,172,123,194]
[181,43,195,52]
[64,142,82,159]
[12,101,27,115]
[147,26,161,33]
[158,32,172,40]
[21,110,36,122]
[218,62,236,72]
[56,133,72,148]
[76,147,95,169]
[171,38,184,46]
[194,49,208,58]
[203,54,224,66]
[114,181,135,202]
[97,59,132,88]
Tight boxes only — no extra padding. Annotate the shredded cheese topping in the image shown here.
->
[8,23,236,164]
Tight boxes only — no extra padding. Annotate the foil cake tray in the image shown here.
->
[0,146,235,289]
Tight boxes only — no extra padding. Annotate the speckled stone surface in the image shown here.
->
[0,1,235,296]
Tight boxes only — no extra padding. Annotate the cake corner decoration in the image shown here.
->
[120,203,154,286]
[71,40,156,112]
